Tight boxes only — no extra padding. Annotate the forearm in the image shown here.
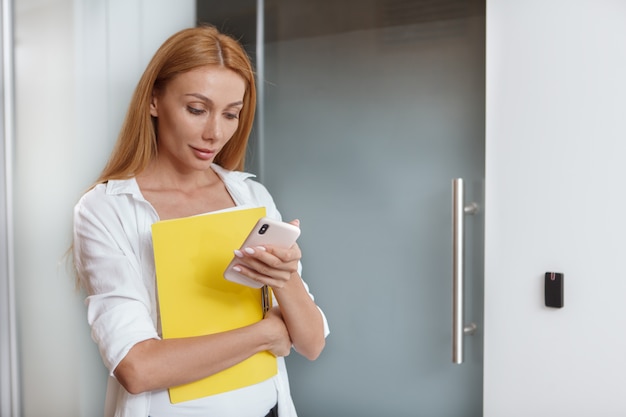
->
[114,320,276,395]
[273,273,326,360]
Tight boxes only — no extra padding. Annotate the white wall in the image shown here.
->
[484,1,626,416]
[13,1,194,415]
[14,3,93,415]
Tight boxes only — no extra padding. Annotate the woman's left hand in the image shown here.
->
[232,220,301,289]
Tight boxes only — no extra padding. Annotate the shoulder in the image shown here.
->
[74,183,110,220]
[76,179,135,211]
[74,178,155,227]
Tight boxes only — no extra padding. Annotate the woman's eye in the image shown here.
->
[187,106,205,115]
[225,112,240,120]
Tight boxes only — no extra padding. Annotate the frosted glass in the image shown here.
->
[261,2,485,416]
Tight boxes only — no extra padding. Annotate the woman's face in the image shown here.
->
[150,65,246,173]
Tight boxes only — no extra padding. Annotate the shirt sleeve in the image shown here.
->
[73,187,159,375]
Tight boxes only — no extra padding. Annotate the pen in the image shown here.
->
[262,285,270,316]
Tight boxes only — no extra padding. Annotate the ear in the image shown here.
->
[149,91,158,117]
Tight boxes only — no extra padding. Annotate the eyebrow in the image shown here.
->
[185,93,243,108]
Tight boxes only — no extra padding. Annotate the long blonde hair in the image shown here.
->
[96,25,256,183]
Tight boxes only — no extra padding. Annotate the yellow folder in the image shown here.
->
[151,206,277,404]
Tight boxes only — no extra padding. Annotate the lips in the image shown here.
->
[190,145,215,160]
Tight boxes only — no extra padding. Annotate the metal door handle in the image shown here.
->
[452,178,478,364]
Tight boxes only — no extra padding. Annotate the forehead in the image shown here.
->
[163,65,246,99]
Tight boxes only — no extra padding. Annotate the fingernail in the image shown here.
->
[244,247,255,254]
[234,249,244,258]
[233,266,242,272]
[255,246,267,251]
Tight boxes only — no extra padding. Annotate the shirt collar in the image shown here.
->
[210,163,256,183]
[105,177,143,197]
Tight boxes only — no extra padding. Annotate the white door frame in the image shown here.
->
[1,0,19,416]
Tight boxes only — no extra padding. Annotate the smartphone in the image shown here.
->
[224,217,301,288]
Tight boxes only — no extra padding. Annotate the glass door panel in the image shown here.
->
[198,1,485,415]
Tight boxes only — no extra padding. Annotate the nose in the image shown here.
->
[202,114,222,141]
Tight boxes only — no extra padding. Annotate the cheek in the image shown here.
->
[225,123,240,141]
[160,113,202,138]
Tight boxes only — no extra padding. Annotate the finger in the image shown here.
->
[261,243,302,264]
[242,244,301,267]
[236,260,292,283]
[233,264,290,288]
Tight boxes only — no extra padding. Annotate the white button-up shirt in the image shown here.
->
[73,164,328,417]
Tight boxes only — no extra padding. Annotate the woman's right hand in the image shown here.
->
[262,307,292,357]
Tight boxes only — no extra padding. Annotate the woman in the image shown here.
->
[73,25,328,417]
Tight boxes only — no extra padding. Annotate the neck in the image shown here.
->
[138,160,220,192]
